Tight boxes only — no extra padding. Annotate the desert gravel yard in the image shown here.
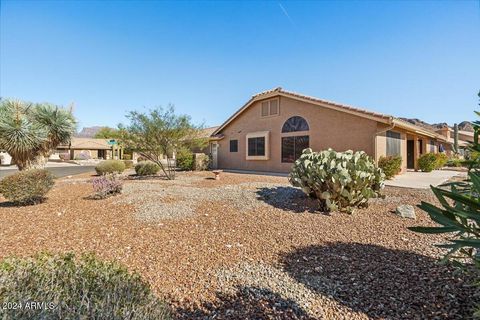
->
[0,171,478,319]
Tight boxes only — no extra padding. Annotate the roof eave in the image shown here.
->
[211,89,393,136]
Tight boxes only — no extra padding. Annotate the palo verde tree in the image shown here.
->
[94,127,122,139]
[119,105,204,180]
[0,99,77,170]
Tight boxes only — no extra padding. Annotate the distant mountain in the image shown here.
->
[75,126,105,138]
[399,118,472,132]
[458,121,473,132]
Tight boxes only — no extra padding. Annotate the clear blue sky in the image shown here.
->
[1,1,479,130]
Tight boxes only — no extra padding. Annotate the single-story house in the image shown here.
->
[435,127,473,156]
[54,138,123,160]
[209,87,452,174]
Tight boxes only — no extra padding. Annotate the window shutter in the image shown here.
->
[261,102,269,117]
[269,100,278,115]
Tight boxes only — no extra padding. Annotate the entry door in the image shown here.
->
[211,143,218,169]
[407,140,414,169]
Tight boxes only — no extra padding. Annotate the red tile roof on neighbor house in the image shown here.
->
[211,87,448,141]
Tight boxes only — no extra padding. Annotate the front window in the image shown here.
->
[282,116,309,133]
[386,130,401,156]
[248,137,265,156]
[230,140,238,152]
[245,131,269,160]
[282,136,309,163]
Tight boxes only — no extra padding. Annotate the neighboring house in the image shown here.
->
[435,127,472,156]
[191,126,220,154]
[209,87,451,174]
[54,138,123,160]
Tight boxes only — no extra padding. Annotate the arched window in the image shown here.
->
[281,116,309,133]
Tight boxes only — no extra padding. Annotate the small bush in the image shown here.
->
[90,174,123,199]
[418,153,437,172]
[95,160,125,175]
[123,154,132,160]
[0,253,171,319]
[176,148,194,171]
[123,160,134,169]
[447,158,463,167]
[135,161,160,176]
[378,155,402,179]
[434,153,448,169]
[0,169,54,205]
[289,148,384,213]
[194,153,210,171]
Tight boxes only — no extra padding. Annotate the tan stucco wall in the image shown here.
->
[374,127,408,173]
[214,96,379,173]
[375,127,441,172]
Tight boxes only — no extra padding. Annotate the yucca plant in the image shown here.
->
[0,99,76,170]
[32,103,77,165]
[0,100,46,170]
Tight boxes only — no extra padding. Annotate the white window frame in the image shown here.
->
[246,131,270,160]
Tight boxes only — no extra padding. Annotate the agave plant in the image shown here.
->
[409,170,480,266]
[0,99,76,170]
[409,106,480,266]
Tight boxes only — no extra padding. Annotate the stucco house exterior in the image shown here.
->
[54,138,123,160]
[209,87,451,174]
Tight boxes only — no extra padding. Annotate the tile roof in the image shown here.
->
[212,87,448,142]
[254,87,392,121]
[58,138,113,150]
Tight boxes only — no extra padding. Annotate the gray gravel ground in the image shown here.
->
[215,263,366,319]
[114,172,478,319]
[117,178,297,221]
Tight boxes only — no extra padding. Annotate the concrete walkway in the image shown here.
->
[385,170,467,189]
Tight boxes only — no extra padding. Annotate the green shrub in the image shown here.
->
[289,148,384,213]
[0,169,54,205]
[123,153,132,160]
[123,160,134,169]
[95,160,125,175]
[0,253,171,319]
[418,153,437,172]
[446,157,465,168]
[176,148,194,171]
[434,153,448,169]
[378,155,402,179]
[135,161,160,176]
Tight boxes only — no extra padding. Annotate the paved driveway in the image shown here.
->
[385,170,467,189]
[0,165,97,179]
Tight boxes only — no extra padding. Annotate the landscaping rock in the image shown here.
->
[395,204,416,219]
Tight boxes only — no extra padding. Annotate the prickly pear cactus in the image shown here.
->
[289,148,385,213]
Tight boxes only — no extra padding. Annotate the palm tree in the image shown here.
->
[0,99,76,170]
